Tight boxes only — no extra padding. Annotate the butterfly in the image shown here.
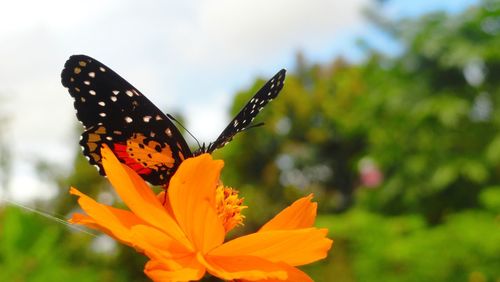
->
[61,55,286,186]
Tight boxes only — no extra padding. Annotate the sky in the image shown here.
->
[0,0,479,202]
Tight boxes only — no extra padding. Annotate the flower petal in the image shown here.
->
[69,187,144,248]
[100,145,190,248]
[168,154,225,253]
[260,194,317,232]
[240,264,313,282]
[200,254,288,281]
[130,225,193,266]
[209,228,333,266]
[144,256,205,282]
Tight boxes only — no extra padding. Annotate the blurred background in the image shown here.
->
[1,0,500,281]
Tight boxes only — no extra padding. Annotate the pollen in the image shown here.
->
[215,184,246,232]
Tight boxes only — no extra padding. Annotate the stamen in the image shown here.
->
[215,184,246,232]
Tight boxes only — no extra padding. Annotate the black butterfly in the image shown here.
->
[61,55,286,186]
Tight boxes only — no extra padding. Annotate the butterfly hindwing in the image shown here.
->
[206,69,286,152]
[62,55,192,185]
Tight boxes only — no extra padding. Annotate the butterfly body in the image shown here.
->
[62,55,285,186]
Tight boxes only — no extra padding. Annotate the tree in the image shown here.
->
[219,0,500,225]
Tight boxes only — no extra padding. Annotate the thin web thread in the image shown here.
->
[1,197,97,238]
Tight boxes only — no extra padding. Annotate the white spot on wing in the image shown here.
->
[99,112,106,117]
[98,101,105,106]
[110,96,117,102]
[89,90,96,95]
[106,136,113,141]
[143,116,152,122]
[99,67,106,72]
[126,90,133,97]
[84,80,90,85]
[125,116,133,123]
[88,72,95,78]
[112,90,119,95]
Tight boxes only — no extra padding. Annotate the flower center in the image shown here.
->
[215,185,246,233]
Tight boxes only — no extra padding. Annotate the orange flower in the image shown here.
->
[69,145,333,281]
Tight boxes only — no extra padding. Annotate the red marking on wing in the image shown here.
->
[113,143,153,175]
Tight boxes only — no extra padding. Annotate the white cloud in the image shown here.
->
[0,0,119,36]
[195,0,368,65]
[0,1,369,202]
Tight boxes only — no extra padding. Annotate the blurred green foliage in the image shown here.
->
[310,187,500,282]
[1,0,500,281]
[0,206,103,282]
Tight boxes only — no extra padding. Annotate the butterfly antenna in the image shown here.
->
[166,114,202,149]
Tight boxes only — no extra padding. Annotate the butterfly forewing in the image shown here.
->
[61,55,192,185]
[206,69,286,152]
[62,54,286,185]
